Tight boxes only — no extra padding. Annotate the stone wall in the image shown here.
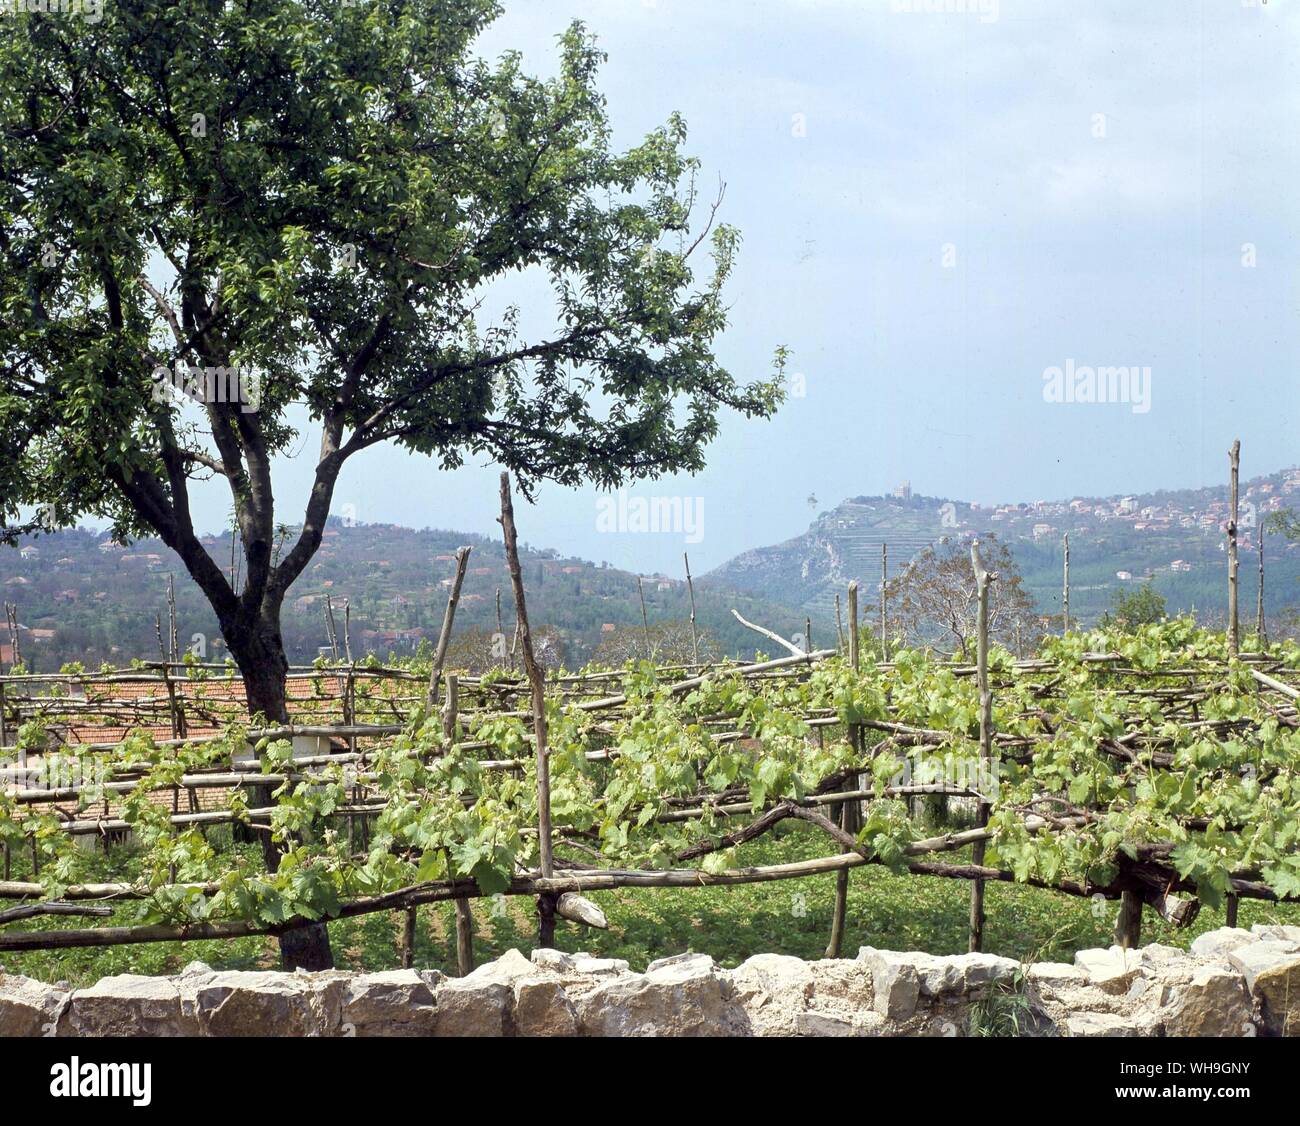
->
[2,925,1297,1037]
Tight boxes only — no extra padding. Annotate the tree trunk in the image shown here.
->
[229,619,335,972]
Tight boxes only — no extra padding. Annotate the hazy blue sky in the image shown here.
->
[184,0,1300,575]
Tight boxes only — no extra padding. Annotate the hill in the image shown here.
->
[706,466,1300,631]
[0,522,803,672]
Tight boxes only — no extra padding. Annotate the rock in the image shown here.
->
[1227,942,1300,1036]
[1026,962,1087,984]
[731,954,816,1036]
[340,970,437,1037]
[59,975,199,1037]
[514,978,579,1036]
[645,951,714,975]
[1250,924,1300,949]
[577,957,745,1036]
[191,971,344,1036]
[179,961,214,977]
[1074,946,1142,993]
[1155,964,1254,1038]
[566,952,629,975]
[857,948,920,1020]
[530,948,577,974]
[795,1011,856,1037]
[946,951,1021,995]
[0,974,68,1037]
[465,948,535,984]
[433,978,512,1037]
[1190,927,1256,961]
[1065,1011,1138,1037]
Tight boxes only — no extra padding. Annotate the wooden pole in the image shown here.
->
[1257,527,1267,644]
[1115,889,1142,949]
[498,473,556,946]
[402,906,417,969]
[443,672,474,974]
[428,546,471,707]
[834,594,846,656]
[969,541,998,953]
[879,544,888,656]
[167,574,178,663]
[1062,532,1070,634]
[826,580,860,958]
[1225,894,1239,929]
[637,576,651,659]
[684,552,700,666]
[495,587,504,667]
[1228,439,1241,657]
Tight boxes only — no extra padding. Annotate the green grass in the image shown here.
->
[5,824,1298,986]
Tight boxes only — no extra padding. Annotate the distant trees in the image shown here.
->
[1102,583,1167,631]
[882,535,1038,658]
[593,621,720,666]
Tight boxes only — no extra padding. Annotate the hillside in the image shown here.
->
[0,522,804,672]
[706,467,1300,630]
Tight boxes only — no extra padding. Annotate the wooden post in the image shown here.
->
[1225,894,1239,929]
[826,581,860,958]
[637,576,651,659]
[498,473,556,946]
[684,552,700,666]
[1257,528,1267,644]
[443,673,474,975]
[1228,439,1241,657]
[1062,533,1070,633]
[324,594,339,660]
[879,544,888,656]
[495,587,504,667]
[428,546,471,707]
[834,594,846,656]
[804,616,812,654]
[969,541,998,953]
[167,574,179,664]
[1115,889,1142,949]
[402,906,417,969]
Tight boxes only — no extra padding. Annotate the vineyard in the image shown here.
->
[3,604,1299,972]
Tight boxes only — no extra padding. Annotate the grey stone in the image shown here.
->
[0,974,68,1037]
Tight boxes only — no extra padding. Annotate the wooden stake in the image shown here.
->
[1115,889,1142,949]
[1257,528,1267,644]
[834,594,846,656]
[880,544,888,656]
[428,546,471,707]
[402,906,417,969]
[1062,532,1070,634]
[969,541,998,953]
[1225,894,1239,929]
[497,473,556,945]
[443,672,474,975]
[826,581,860,958]
[1228,439,1241,657]
[684,552,700,666]
[638,576,651,659]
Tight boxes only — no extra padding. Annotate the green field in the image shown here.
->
[6,825,1296,988]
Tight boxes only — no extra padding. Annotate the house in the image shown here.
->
[18,546,39,560]
[1170,559,1193,572]
[1032,523,1056,539]
[601,623,616,633]
[1116,571,1133,581]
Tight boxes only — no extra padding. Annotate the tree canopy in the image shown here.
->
[0,0,783,716]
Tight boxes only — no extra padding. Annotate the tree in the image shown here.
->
[882,534,1037,658]
[1101,582,1167,632]
[0,0,782,966]
[592,620,720,666]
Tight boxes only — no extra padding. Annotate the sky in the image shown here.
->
[187,0,1300,576]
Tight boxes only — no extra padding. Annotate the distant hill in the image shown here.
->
[0,522,805,671]
[705,466,1300,631]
